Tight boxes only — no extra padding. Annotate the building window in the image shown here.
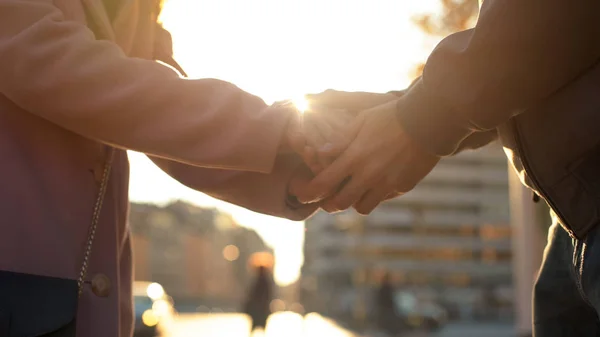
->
[481,247,497,264]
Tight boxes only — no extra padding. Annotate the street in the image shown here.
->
[164,312,516,337]
[168,312,356,337]
[431,322,515,337]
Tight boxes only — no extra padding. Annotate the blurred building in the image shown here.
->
[301,143,515,323]
[130,201,273,311]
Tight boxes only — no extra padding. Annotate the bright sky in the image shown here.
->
[128,0,442,286]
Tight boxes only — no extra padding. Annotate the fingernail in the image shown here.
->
[298,194,323,204]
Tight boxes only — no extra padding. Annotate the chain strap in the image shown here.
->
[77,148,115,297]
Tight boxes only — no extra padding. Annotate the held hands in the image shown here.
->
[285,90,440,215]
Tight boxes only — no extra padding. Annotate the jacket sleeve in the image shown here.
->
[396,0,600,156]
[450,130,498,155]
[389,78,498,155]
[0,0,293,173]
[149,155,320,221]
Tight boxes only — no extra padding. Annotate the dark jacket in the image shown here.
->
[397,0,600,239]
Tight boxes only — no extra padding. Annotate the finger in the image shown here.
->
[321,176,351,212]
[286,130,306,154]
[287,164,314,199]
[296,148,357,204]
[312,114,335,140]
[319,176,353,209]
[303,115,326,148]
[321,195,343,213]
[301,146,318,172]
[385,191,402,200]
[325,110,355,130]
[316,152,334,170]
[329,174,373,211]
[304,146,325,174]
[310,117,337,169]
[354,186,394,215]
[322,198,342,213]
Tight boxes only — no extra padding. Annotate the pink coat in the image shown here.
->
[0,0,317,336]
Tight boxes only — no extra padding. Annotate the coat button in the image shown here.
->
[91,274,111,297]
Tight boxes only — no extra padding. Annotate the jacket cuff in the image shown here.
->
[387,76,422,97]
[396,78,473,157]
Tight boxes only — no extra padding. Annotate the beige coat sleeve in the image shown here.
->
[0,0,293,173]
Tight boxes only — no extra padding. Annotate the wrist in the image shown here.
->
[395,79,473,157]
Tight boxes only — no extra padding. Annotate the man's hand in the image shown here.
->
[290,89,405,214]
[299,90,400,175]
[278,99,355,213]
[296,99,441,214]
[305,90,400,113]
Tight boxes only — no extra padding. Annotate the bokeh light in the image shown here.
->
[147,282,165,300]
[142,309,159,327]
[222,244,240,261]
[269,299,286,313]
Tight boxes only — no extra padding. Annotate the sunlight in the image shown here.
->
[131,0,442,286]
[292,96,309,114]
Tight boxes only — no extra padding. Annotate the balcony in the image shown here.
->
[308,257,512,277]
[423,162,509,186]
[388,185,508,208]
[311,232,511,251]
[366,207,509,227]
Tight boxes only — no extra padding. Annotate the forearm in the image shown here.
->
[397,0,600,156]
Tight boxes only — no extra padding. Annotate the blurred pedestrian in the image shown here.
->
[243,266,273,334]
[374,272,403,337]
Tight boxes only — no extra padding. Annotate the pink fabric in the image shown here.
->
[0,0,318,336]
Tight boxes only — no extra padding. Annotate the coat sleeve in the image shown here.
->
[0,0,293,173]
[149,155,320,221]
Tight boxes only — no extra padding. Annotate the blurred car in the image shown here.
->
[393,291,448,332]
[133,281,177,337]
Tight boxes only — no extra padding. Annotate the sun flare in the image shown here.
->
[292,96,309,114]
